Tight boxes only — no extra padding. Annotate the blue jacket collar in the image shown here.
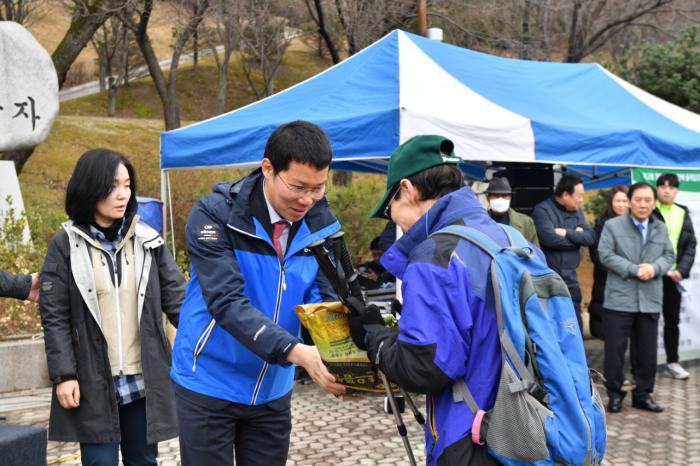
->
[216,169,339,250]
[381,186,489,279]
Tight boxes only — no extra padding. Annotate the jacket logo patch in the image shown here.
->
[197,224,220,242]
[42,281,53,293]
[562,317,578,336]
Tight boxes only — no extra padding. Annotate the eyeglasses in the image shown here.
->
[383,186,401,219]
[276,173,328,200]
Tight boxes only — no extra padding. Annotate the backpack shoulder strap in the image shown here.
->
[498,224,526,248]
[432,225,502,258]
[437,224,545,413]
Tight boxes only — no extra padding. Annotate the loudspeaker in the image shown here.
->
[492,163,554,216]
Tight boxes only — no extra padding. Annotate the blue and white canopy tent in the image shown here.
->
[159,29,700,240]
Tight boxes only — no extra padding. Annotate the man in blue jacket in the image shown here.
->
[351,135,539,465]
[171,121,345,466]
[532,175,594,332]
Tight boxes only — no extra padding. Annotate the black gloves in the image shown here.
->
[349,304,385,350]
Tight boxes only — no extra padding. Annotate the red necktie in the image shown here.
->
[272,221,287,259]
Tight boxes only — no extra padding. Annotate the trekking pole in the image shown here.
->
[380,371,417,466]
[398,387,425,426]
[309,233,420,464]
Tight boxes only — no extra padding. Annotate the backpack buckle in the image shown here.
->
[527,383,548,402]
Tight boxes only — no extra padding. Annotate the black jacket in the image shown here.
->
[590,212,615,307]
[39,219,185,444]
[652,203,697,278]
[0,269,31,300]
[532,197,595,290]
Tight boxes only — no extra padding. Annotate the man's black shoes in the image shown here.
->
[607,394,624,413]
[632,397,664,413]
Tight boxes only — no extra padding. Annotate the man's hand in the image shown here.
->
[667,270,683,283]
[637,263,656,281]
[348,305,385,350]
[56,380,80,409]
[554,228,567,237]
[287,344,345,396]
[27,272,40,303]
[575,226,583,232]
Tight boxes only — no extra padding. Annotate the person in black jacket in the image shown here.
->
[0,269,39,302]
[653,173,697,380]
[39,149,185,465]
[589,185,629,338]
[532,174,595,332]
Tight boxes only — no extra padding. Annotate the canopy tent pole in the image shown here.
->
[161,170,168,243]
[167,171,176,258]
[160,170,177,258]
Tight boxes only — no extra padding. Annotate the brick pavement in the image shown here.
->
[1,340,699,465]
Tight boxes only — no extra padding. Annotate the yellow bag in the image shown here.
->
[295,301,394,393]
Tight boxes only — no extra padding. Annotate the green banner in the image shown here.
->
[631,167,700,193]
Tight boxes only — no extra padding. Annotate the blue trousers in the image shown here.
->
[80,398,157,466]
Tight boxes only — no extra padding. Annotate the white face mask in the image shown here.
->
[489,197,510,213]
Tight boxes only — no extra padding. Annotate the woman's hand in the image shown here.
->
[56,380,80,409]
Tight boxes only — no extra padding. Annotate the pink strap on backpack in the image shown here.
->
[471,409,486,445]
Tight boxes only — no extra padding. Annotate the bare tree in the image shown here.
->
[238,0,291,99]
[120,0,210,130]
[333,0,416,56]
[207,0,239,114]
[0,0,40,24]
[429,0,683,63]
[565,0,674,62]
[304,0,340,63]
[91,17,141,115]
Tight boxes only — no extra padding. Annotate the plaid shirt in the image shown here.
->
[90,221,145,405]
[89,222,124,261]
[114,374,146,405]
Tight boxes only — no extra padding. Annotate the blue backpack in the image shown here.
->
[433,224,606,466]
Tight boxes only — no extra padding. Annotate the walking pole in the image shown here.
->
[380,371,417,466]
[399,387,425,426]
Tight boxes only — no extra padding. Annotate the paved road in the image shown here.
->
[1,340,699,465]
[58,46,225,102]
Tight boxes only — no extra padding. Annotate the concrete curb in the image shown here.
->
[0,339,50,393]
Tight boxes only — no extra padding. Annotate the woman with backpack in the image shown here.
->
[589,186,629,339]
[39,148,185,465]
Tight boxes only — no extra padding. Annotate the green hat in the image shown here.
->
[370,135,460,218]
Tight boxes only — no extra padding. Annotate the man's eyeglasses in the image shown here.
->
[383,186,400,219]
[277,173,328,200]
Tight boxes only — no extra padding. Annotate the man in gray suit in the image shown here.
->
[598,182,675,414]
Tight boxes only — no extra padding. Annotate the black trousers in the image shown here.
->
[662,277,683,363]
[174,383,292,466]
[603,310,659,401]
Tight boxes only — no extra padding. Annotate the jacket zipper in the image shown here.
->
[251,260,285,404]
[107,252,124,375]
[192,318,217,371]
[427,394,438,462]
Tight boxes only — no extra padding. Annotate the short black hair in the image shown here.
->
[264,120,333,172]
[656,173,679,188]
[628,182,656,200]
[554,174,583,197]
[65,148,137,226]
[397,164,465,202]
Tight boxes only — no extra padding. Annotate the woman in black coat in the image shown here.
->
[589,185,629,338]
[40,149,185,465]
